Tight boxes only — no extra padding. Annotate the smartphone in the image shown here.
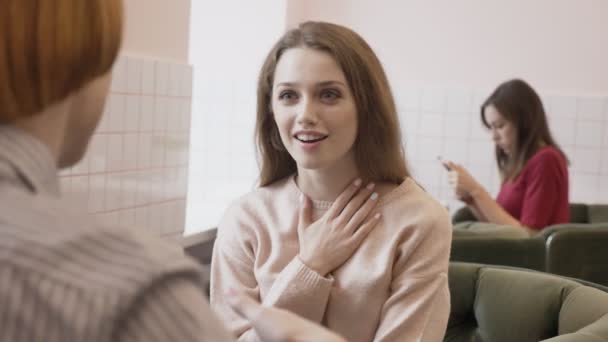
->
[437,156,451,171]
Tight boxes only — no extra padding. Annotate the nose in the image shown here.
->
[296,98,319,126]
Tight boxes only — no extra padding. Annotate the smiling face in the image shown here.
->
[483,104,517,156]
[271,47,358,172]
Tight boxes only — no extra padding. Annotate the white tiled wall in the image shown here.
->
[61,55,193,239]
[395,85,608,212]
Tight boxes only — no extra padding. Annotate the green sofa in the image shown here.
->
[450,204,608,286]
[447,262,608,342]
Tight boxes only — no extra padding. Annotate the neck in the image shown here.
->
[296,155,359,202]
[13,100,71,166]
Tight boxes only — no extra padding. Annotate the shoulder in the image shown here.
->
[0,188,203,294]
[378,178,452,241]
[219,175,294,225]
[524,146,568,176]
[529,146,566,164]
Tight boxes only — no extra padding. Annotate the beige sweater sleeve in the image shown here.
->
[373,209,452,342]
[210,205,334,342]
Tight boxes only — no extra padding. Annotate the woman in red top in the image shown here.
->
[444,79,569,235]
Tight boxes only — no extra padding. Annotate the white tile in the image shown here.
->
[575,121,603,148]
[181,100,192,131]
[108,95,126,132]
[151,134,166,168]
[548,96,577,120]
[121,176,137,207]
[125,96,140,132]
[469,114,488,139]
[442,139,469,162]
[139,97,155,131]
[110,56,128,92]
[135,206,149,229]
[169,64,182,97]
[167,99,181,131]
[418,114,443,137]
[126,57,143,93]
[577,97,605,121]
[59,177,72,196]
[89,134,108,173]
[71,176,89,207]
[137,133,153,169]
[395,88,421,111]
[550,118,576,146]
[411,161,442,189]
[572,148,601,173]
[154,98,169,131]
[570,172,599,203]
[414,137,443,162]
[400,110,418,138]
[162,202,177,234]
[599,177,608,203]
[155,61,170,96]
[106,135,124,171]
[467,140,494,166]
[141,59,156,95]
[104,175,122,211]
[443,116,470,138]
[420,89,446,112]
[123,134,138,170]
[446,89,473,114]
[601,151,608,174]
[88,175,106,212]
[180,65,193,97]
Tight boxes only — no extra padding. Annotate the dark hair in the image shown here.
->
[481,79,567,181]
[255,21,409,186]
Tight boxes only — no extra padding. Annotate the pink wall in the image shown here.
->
[123,0,191,63]
[287,0,608,94]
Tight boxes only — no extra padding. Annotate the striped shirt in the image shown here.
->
[0,126,234,342]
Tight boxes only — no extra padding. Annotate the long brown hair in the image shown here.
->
[256,21,409,187]
[0,0,123,123]
[481,79,567,181]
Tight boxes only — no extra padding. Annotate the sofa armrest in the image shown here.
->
[545,226,608,286]
[180,228,218,265]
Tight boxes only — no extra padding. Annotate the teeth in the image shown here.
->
[296,134,324,142]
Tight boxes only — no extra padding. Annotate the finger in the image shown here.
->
[226,290,264,324]
[338,183,376,226]
[345,189,379,233]
[351,213,381,243]
[326,178,362,219]
[298,194,313,231]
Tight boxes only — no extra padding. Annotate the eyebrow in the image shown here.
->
[275,80,347,88]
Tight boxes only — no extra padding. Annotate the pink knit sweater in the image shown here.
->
[210,175,452,342]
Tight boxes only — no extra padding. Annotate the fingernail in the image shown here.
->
[354,178,362,187]
[367,183,375,190]
[226,288,237,297]
[374,213,381,219]
[370,192,378,200]
[299,193,304,203]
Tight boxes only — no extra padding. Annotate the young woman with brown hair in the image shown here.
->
[211,21,452,342]
[444,79,569,235]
